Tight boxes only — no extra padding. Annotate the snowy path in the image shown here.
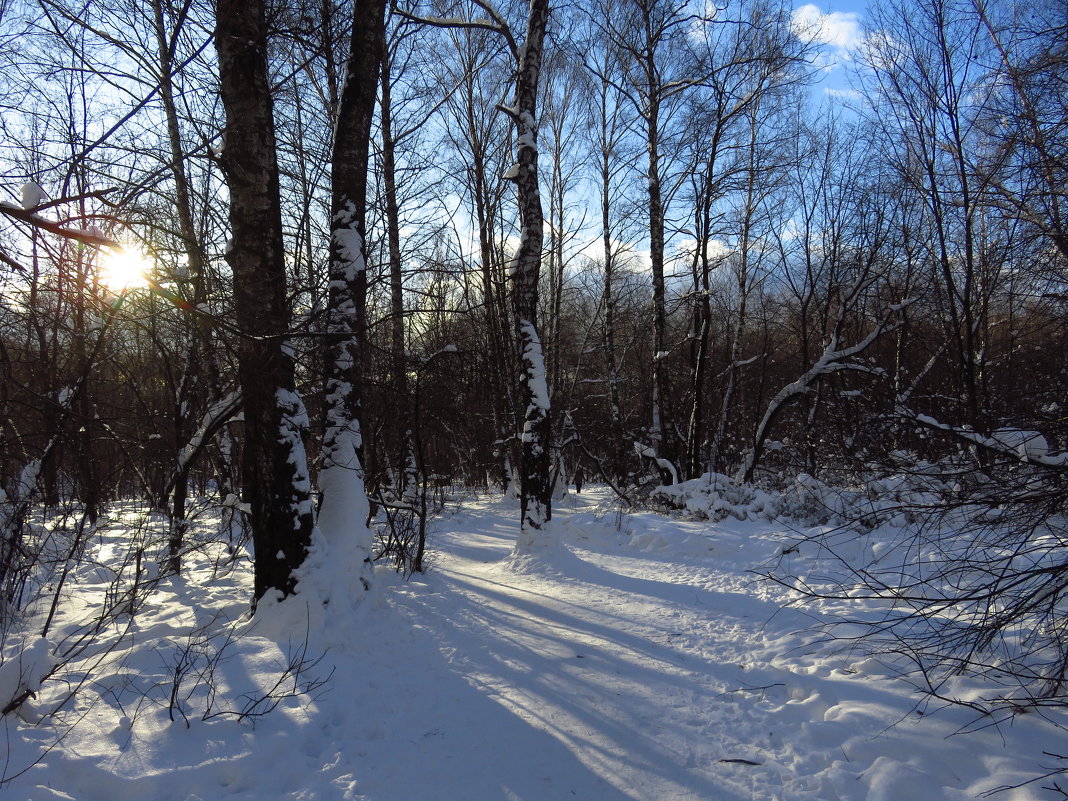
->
[334,488,1061,801]
[400,494,775,801]
[9,488,1062,800]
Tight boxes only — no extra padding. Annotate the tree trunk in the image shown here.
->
[379,38,417,502]
[462,71,516,495]
[601,158,627,486]
[642,54,679,485]
[215,0,315,603]
[317,0,386,581]
[153,0,224,576]
[509,0,552,548]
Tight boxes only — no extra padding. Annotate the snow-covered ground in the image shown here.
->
[3,487,1064,800]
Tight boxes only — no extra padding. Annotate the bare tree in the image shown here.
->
[581,2,638,486]
[681,0,807,479]
[860,0,996,432]
[401,0,553,543]
[434,18,518,494]
[504,0,553,544]
[601,0,704,484]
[972,0,1068,271]
[315,0,388,594]
[215,0,315,602]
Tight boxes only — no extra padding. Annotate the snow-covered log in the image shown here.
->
[900,408,1068,469]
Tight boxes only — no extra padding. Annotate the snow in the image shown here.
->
[0,638,56,714]
[518,320,550,413]
[315,413,374,608]
[275,388,315,529]
[991,428,1049,460]
[0,489,1061,799]
[14,459,41,503]
[330,199,366,282]
[332,229,365,278]
[20,181,45,210]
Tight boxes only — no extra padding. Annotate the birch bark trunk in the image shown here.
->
[508,0,553,548]
[317,0,387,582]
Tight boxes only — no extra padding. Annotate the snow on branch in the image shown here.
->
[393,1,518,61]
[736,312,901,483]
[635,443,679,485]
[898,407,1068,469]
[176,390,243,477]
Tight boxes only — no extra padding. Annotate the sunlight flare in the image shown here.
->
[99,246,151,291]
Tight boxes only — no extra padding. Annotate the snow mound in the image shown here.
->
[0,637,56,716]
[652,472,780,521]
[654,469,955,531]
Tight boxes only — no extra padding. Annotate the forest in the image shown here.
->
[0,0,1066,797]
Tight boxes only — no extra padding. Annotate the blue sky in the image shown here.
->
[790,1,868,100]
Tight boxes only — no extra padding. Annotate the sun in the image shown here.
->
[99,246,151,291]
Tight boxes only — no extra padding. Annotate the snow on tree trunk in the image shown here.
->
[319,218,372,568]
[315,0,386,593]
[507,0,553,552]
[514,318,552,547]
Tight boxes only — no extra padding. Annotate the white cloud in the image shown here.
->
[823,86,864,101]
[792,4,864,61]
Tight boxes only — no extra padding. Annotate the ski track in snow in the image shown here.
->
[4,487,1063,800]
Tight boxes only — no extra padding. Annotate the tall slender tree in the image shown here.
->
[317,0,388,585]
[507,0,553,545]
[215,0,315,602]
[601,0,703,484]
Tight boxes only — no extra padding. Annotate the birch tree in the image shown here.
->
[317,0,387,585]
[600,0,704,484]
[403,0,553,542]
[503,0,553,545]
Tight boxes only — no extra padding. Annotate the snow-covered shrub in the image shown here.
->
[651,463,955,531]
[776,463,957,530]
[768,449,1068,718]
[651,472,780,521]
